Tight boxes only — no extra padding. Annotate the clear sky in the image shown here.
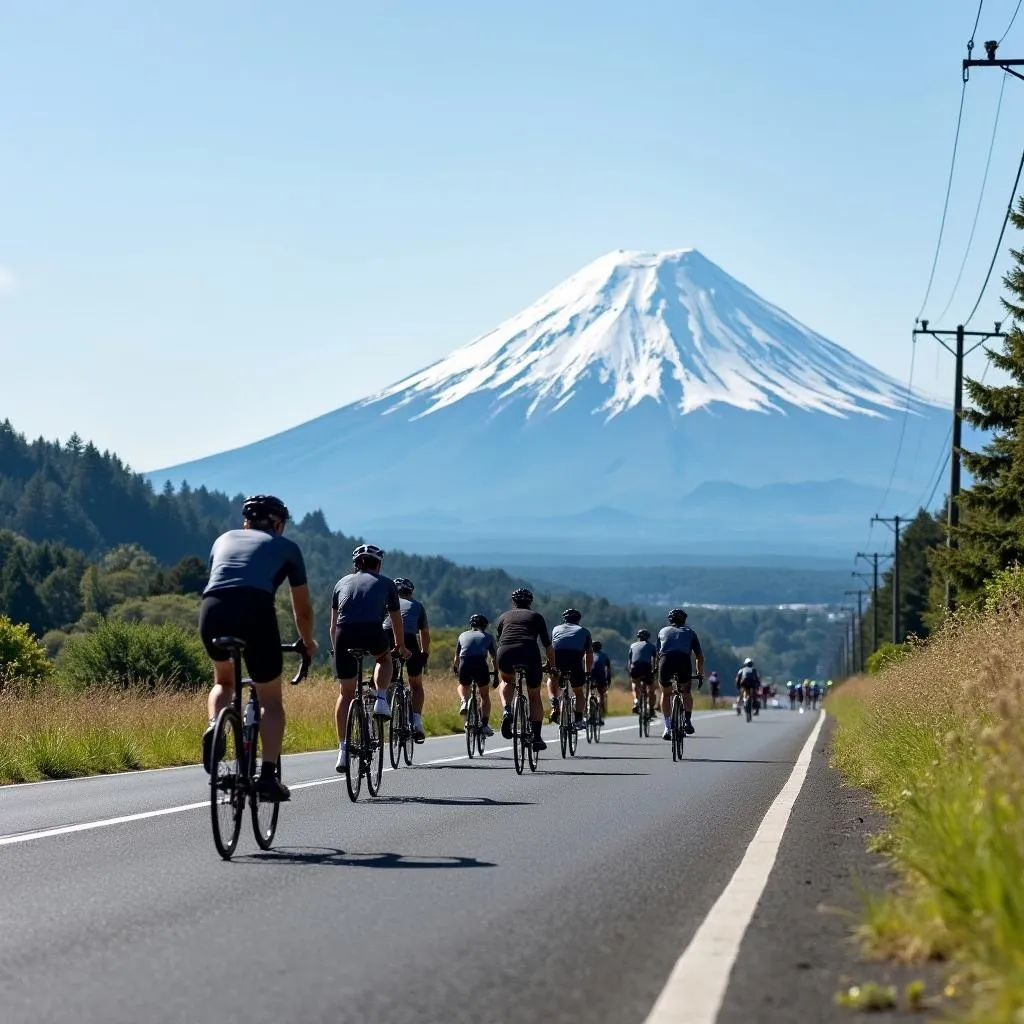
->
[2,0,1021,470]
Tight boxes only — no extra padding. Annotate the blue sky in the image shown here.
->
[2,0,1021,470]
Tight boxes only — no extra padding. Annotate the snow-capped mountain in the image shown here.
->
[151,249,949,553]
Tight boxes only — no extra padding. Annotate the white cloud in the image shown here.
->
[0,266,16,296]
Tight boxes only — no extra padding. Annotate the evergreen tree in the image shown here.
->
[932,196,1024,604]
[0,548,49,636]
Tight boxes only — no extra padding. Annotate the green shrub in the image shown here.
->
[59,620,208,689]
[0,615,52,685]
[107,593,200,628]
[982,563,1024,615]
[865,641,912,675]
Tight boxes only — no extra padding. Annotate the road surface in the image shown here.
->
[0,708,824,1023]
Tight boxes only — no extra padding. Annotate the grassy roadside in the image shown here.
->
[0,676,720,785]
[828,611,1024,1022]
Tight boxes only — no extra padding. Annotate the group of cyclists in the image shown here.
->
[197,494,785,803]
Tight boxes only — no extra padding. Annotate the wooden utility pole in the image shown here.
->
[855,552,892,655]
[872,515,904,644]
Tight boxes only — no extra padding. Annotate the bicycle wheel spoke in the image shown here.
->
[210,711,244,860]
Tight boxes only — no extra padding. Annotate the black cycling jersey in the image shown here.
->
[204,528,307,596]
[495,608,551,648]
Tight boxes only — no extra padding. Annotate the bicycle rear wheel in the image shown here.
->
[585,692,594,743]
[366,714,384,796]
[389,693,403,769]
[466,693,479,759]
[512,693,527,775]
[248,726,281,851]
[642,693,651,738]
[527,714,539,771]
[638,691,645,738]
[672,700,685,763]
[568,713,578,756]
[210,708,244,860]
[592,695,602,743]
[559,714,568,759]
[345,701,365,802]
[476,724,486,755]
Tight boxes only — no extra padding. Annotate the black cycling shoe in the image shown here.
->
[500,711,513,740]
[684,720,696,735]
[532,736,547,752]
[202,722,223,774]
[255,776,291,802]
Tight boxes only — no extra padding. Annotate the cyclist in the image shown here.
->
[453,613,497,738]
[735,658,760,717]
[657,609,705,739]
[330,543,409,774]
[708,669,721,708]
[199,495,318,802]
[590,640,611,725]
[628,629,657,715]
[795,679,806,713]
[809,679,821,710]
[495,588,556,752]
[787,680,796,711]
[548,608,594,731]
[383,577,431,743]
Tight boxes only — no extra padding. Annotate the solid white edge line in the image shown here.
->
[642,709,827,1024]
[0,721,669,847]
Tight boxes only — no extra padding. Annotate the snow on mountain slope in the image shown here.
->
[367,248,926,422]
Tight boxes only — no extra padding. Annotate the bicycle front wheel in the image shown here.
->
[466,695,478,759]
[210,709,244,860]
[389,693,403,769]
[248,727,281,851]
[512,693,527,775]
[402,700,415,766]
[345,701,365,802]
[366,715,384,796]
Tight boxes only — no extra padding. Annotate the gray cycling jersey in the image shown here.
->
[551,622,593,652]
[383,597,428,639]
[658,625,702,656]
[456,629,496,661]
[737,666,760,687]
[629,640,656,666]
[203,529,307,596]
[592,650,611,677]
[332,571,400,624]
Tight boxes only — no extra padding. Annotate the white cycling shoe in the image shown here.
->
[373,696,391,718]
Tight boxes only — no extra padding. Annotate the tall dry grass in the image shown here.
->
[830,609,1024,1022]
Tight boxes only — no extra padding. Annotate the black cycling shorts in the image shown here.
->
[458,656,493,688]
[658,651,692,688]
[589,670,610,692]
[496,643,542,688]
[629,662,654,681]
[333,622,389,679]
[553,650,586,687]
[199,587,282,685]
[401,638,426,677]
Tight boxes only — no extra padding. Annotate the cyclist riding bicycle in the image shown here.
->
[548,608,594,731]
[787,680,796,710]
[590,641,611,725]
[330,544,409,774]
[453,613,498,738]
[199,495,318,802]
[735,658,761,716]
[658,609,704,739]
[383,577,431,743]
[628,629,656,715]
[708,669,721,706]
[495,588,556,752]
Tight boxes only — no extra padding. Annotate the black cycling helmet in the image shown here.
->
[561,608,582,623]
[352,543,385,569]
[393,577,415,595]
[242,494,289,524]
[667,607,688,625]
[592,640,603,652]
[511,587,533,608]
[469,613,489,629]
[636,628,650,641]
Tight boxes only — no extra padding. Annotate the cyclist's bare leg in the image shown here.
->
[478,685,491,720]
[372,652,394,692]
[659,684,672,718]
[499,672,515,710]
[546,672,560,713]
[528,686,543,724]
[647,681,657,714]
[335,679,357,741]
[207,659,236,719]
[572,685,585,720]
[254,677,285,762]
[408,674,424,714]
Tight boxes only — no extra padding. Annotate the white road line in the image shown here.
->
[642,710,827,1024]
[0,723,654,847]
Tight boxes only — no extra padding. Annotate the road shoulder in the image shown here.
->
[716,714,948,1023]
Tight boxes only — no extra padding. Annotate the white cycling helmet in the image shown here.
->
[743,657,753,667]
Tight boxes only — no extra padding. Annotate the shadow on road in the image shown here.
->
[684,757,793,764]
[367,795,531,807]
[237,847,497,869]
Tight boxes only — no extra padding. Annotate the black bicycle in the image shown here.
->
[741,686,755,723]
[637,674,652,738]
[463,669,492,758]
[388,655,415,769]
[668,674,696,764]
[555,667,579,759]
[511,665,539,775]
[344,647,386,802]
[584,674,602,744]
[209,638,310,860]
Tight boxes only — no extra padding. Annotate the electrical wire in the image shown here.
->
[935,72,1008,322]
[972,0,986,41]
[964,138,1024,325]
[1000,0,1023,42]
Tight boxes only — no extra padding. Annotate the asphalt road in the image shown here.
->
[0,708,822,1024]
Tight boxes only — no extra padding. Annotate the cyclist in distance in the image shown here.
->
[199,495,318,802]
[658,608,705,739]
[548,608,594,731]
[330,544,409,774]
[787,680,796,710]
[628,629,657,714]
[453,613,497,737]
[708,669,721,708]
[735,658,761,717]
[383,577,431,743]
[590,640,611,725]
[495,588,556,752]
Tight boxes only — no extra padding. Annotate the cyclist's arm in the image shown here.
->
[419,625,431,658]
[289,583,317,653]
[584,635,594,674]
[388,608,405,649]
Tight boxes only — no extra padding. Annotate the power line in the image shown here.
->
[1000,0,1023,43]
[972,0,986,41]
[964,138,1024,324]
[935,71,1008,322]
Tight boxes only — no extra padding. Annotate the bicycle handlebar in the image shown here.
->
[282,640,311,685]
